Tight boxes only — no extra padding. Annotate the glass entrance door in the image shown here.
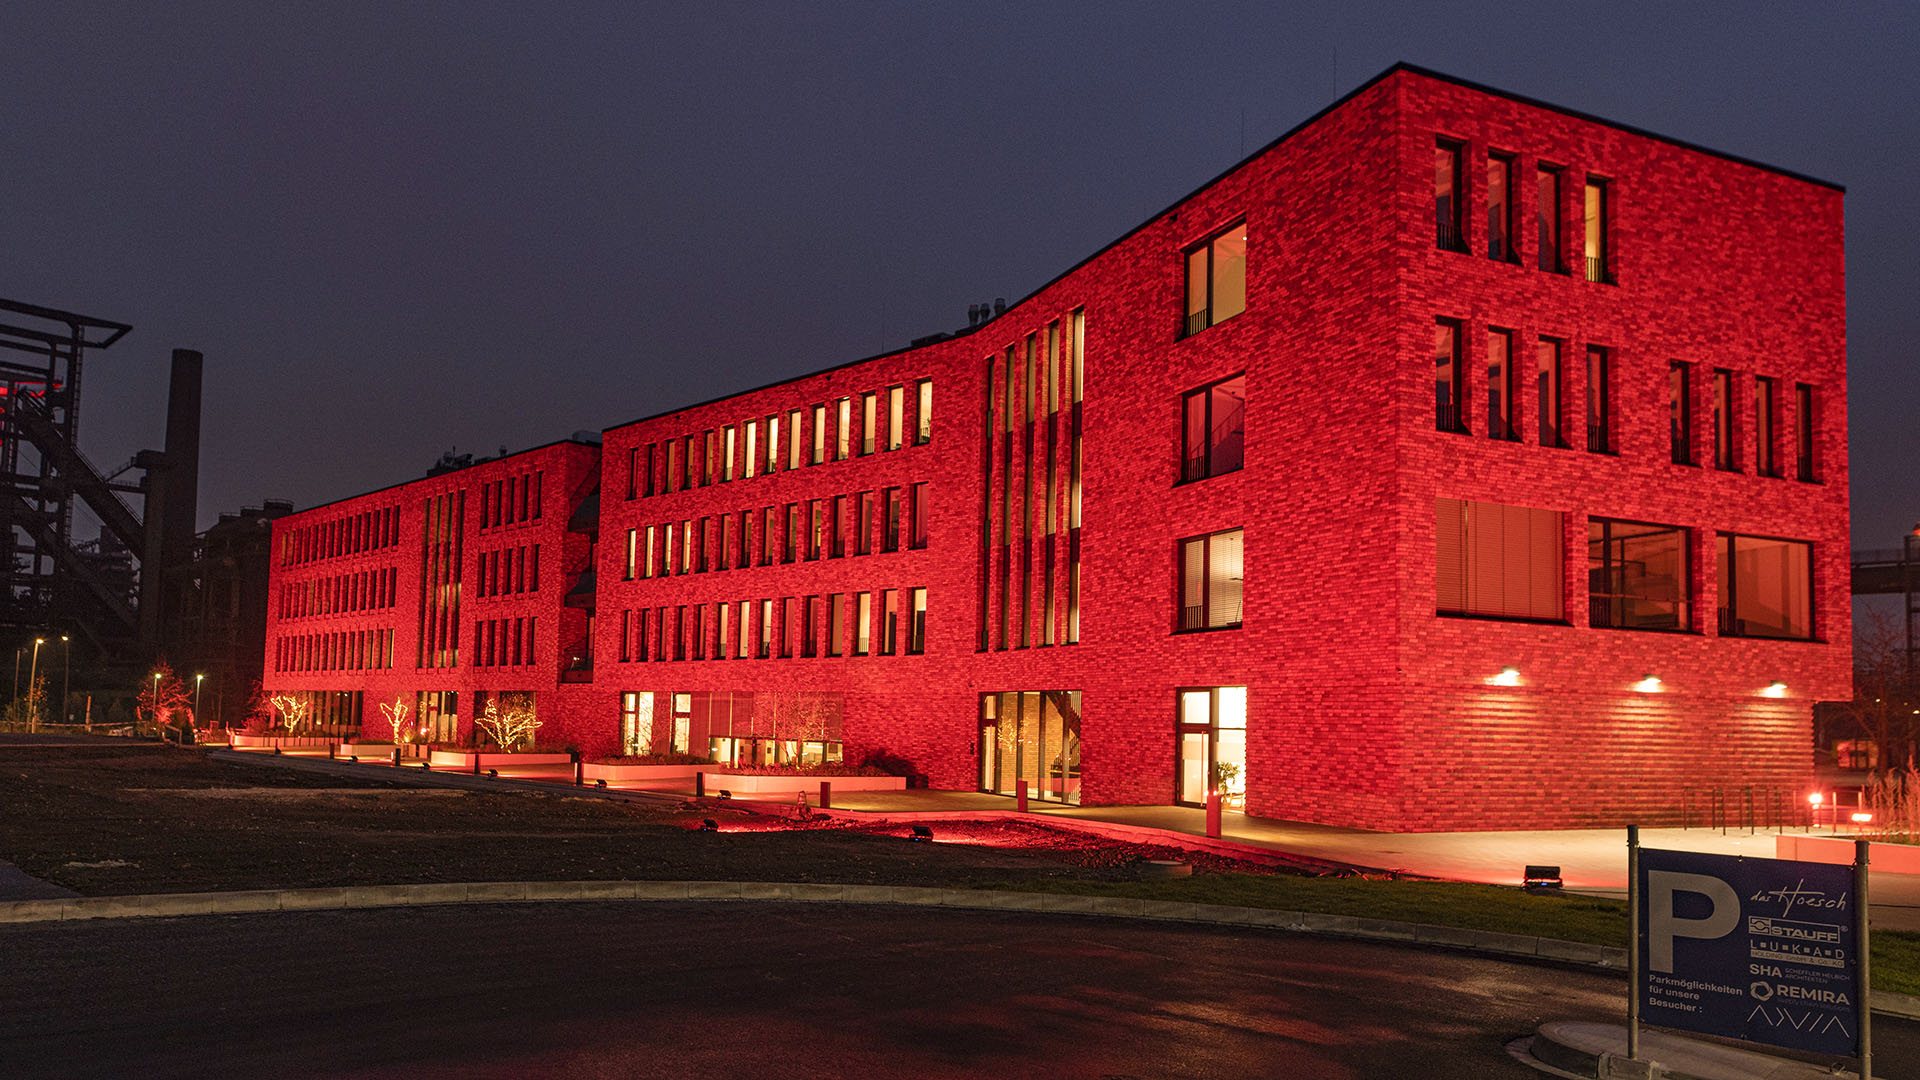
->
[979,691,1082,805]
[1176,687,1246,808]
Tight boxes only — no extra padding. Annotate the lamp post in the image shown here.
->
[151,672,161,739]
[59,636,69,727]
[27,637,43,733]
[194,674,204,731]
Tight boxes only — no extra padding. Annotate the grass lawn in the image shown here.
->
[1001,872,1920,997]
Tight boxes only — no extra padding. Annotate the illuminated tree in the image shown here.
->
[1826,607,1920,770]
[138,664,193,736]
[378,697,411,743]
[475,692,539,750]
[269,693,310,734]
[4,675,48,731]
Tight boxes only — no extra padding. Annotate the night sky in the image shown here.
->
[4,3,1915,551]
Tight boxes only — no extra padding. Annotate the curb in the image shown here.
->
[1,877,1916,1020]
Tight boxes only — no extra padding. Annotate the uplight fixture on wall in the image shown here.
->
[1633,674,1663,693]
[1489,667,1522,687]
[1761,680,1788,698]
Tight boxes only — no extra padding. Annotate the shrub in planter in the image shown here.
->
[590,752,714,766]
[713,762,896,778]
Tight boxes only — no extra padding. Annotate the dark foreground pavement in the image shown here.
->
[3,902,1914,1079]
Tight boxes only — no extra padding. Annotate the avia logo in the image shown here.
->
[1745,1005,1851,1037]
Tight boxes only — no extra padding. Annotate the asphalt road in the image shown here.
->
[3,902,1913,1079]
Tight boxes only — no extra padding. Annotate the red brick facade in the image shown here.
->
[263,66,1848,830]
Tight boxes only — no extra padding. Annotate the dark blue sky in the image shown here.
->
[3,2,1914,548]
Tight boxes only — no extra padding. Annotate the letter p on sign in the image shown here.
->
[1647,870,1740,972]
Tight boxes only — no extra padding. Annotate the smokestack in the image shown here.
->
[967,303,980,326]
[994,297,1006,317]
[161,348,203,569]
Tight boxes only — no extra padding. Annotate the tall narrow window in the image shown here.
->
[1584,177,1611,283]
[666,441,681,493]
[1435,498,1563,621]
[826,593,843,657]
[642,525,656,578]
[624,529,638,580]
[783,504,798,563]
[830,495,846,558]
[887,386,904,450]
[1435,140,1464,251]
[801,596,817,657]
[880,589,898,655]
[1795,384,1816,482]
[1181,221,1248,337]
[1487,329,1515,440]
[684,435,698,489]
[704,431,718,485]
[778,597,792,658]
[722,426,736,481]
[738,600,752,659]
[909,482,929,550]
[861,392,877,455]
[883,487,902,552]
[1712,369,1736,470]
[1717,533,1812,639]
[811,405,827,464]
[767,414,781,474]
[1435,318,1465,433]
[1755,376,1778,477]
[1586,346,1611,453]
[1487,153,1515,261]
[1180,374,1246,482]
[808,499,824,560]
[716,515,730,571]
[836,398,852,460]
[916,379,932,445]
[1178,528,1244,631]
[854,592,872,655]
[1537,337,1563,448]
[1669,362,1693,465]
[718,602,731,659]
[1589,519,1689,630]
[856,491,873,555]
[744,421,758,479]
[1537,165,1564,272]
[758,599,773,659]
[791,409,805,470]
[908,587,927,654]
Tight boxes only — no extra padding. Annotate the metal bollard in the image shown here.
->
[819,781,831,810]
[696,771,705,798]
[1017,779,1028,813]
[1205,791,1222,838]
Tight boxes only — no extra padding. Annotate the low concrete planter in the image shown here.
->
[426,750,574,774]
[704,773,908,796]
[580,761,719,785]
[337,741,401,761]
[230,733,333,751]
[1775,834,1920,875]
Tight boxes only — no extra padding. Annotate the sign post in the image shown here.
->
[1631,839,1871,1070]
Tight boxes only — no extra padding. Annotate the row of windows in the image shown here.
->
[417,491,466,670]
[479,470,544,531]
[274,628,396,673]
[1669,363,1817,480]
[280,505,401,566]
[473,616,538,668]
[1434,319,1821,481]
[626,379,934,499]
[278,566,400,619]
[623,484,930,580]
[980,311,1085,650]
[617,586,928,663]
[1436,138,1611,283]
[476,543,541,599]
[1437,497,1814,640]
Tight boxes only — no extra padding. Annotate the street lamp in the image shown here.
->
[194,674,204,730]
[27,638,43,733]
[152,672,162,739]
[59,636,69,728]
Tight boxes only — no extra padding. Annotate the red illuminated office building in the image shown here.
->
[264,65,1848,830]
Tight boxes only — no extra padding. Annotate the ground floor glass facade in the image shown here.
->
[979,690,1081,805]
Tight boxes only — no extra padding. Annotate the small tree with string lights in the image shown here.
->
[137,664,193,738]
[474,692,539,751]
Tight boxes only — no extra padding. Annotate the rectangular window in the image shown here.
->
[1486,329,1515,440]
[1712,369,1737,470]
[908,587,927,654]
[1669,362,1693,465]
[830,494,846,557]
[784,504,799,563]
[1537,337,1563,448]
[910,482,929,550]
[716,515,730,571]
[856,491,873,555]
[1755,376,1778,477]
[1589,519,1690,631]
[718,602,731,659]
[887,386,904,451]
[883,487,902,552]
[690,605,705,660]
[1435,498,1563,621]
[777,597,792,658]
[673,606,686,660]
[1487,152,1515,261]
[1178,528,1244,631]
[836,397,852,460]
[789,409,804,470]
[1717,533,1812,640]
[723,426,736,481]
[704,430,717,485]
[624,528,638,580]
[1795,384,1816,481]
[1435,319,1464,433]
[916,379,933,444]
[666,441,681,493]
[1182,221,1248,337]
[1435,140,1464,251]
[759,599,773,659]
[1180,373,1246,482]
[738,601,752,659]
[854,592,872,655]
[684,435,698,489]
[801,596,817,657]
[744,421,758,479]
[812,405,827,464]
[1586,346,1611,453]
[808,499,824,560]
[861,392,877,455]
[880,589,898,655]
[1584,178,1611,283]
[826,593,843,657]
[767,414,781,474]
[1536,165,1564,272]
[681,519,693,574]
